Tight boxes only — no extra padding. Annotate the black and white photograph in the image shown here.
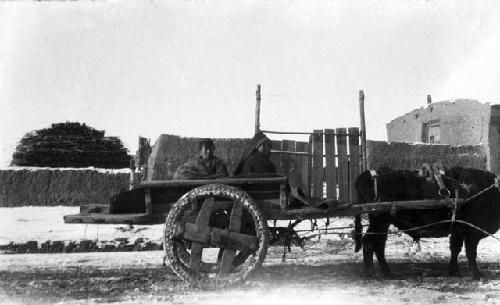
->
[1,1,500,304]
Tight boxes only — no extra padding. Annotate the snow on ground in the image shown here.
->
[1,207,500,305]
[0,206,163,245]
[0,206,353,245]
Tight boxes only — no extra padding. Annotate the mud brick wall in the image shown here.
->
[366,140,487,170]
[0,168,129,207]
[148,134,252,180]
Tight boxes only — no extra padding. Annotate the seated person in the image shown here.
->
[173,138,228,180]
[235,132,331,209]
[233,132,277,176]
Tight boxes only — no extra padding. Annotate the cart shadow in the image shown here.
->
[2,260,500,303]
[0,266,183,303]
[254,260,500,283]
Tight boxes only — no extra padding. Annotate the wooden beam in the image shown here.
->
[138,176,288,189]
[180,223,258,252]
[349,199,452,214]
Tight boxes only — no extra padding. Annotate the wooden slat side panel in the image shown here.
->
[336,128,349,203]
[312,130,324,198]
[348,127,361,203]
[282,140,298,189]
[270,140,284,174]
[295,141,310,196]
[308,135,313,197]
[324,129,337,200]
[281,140,295,176]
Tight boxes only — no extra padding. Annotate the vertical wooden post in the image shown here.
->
[129,159,136,190]
[324,129,337,200]
[281,140,296,181]
[255,84,261,135]
[359,90,367,172]
[336,128,349,203]
[144,188,152,215]
[296,141,310,196]
[348,127,360,203]
[312,130,324,198]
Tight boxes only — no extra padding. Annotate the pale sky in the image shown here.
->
[2,0,500,166]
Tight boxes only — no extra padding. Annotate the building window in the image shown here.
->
[422,121,441,143]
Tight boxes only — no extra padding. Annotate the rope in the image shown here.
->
[454,220,500,242]
[261,130,360,136]
[293,219,500,243]
[463,183,497,204]
[362,220,450,235]
[362,219,500,243]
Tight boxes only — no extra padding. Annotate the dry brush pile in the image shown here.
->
[12,122,131,169]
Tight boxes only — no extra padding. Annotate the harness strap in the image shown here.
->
[370,170,379,201]
[431,164,450,197]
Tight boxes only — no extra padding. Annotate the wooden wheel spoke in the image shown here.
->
[164,184,268,289]
[219,201,243,277]
[189,197,214,272]
[181,222,258,252]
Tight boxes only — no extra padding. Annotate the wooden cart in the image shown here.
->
[64,90,454,288]
[64,132,455,289]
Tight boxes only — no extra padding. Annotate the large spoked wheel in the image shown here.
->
[163,184,268,289]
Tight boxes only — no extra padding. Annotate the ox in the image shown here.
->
[354,167,500,280]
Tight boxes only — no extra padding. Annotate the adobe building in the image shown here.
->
[386,99,500,175]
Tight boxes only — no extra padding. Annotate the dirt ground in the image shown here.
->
[1,207,500,305]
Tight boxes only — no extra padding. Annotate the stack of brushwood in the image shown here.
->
[12,122,131,168]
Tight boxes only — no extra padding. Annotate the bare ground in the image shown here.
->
[1,239,500,305]
[1,207,500,305]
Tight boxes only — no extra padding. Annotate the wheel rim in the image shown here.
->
[163,184,268,289]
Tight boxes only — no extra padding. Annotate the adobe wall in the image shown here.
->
[147,134,252,180]
[366,140,487,171]
[0,168,129,207]
[488,105,500,175]
[386,100,491,146]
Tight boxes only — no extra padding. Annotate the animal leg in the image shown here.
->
[448,232,463,277]
[373,236,391,277]
[362,236,375,277]
[354,214,363,252]
[464,236,481,280]
[363,221,390,277]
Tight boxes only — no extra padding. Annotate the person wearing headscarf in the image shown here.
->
[233,132,277,176]
[173,138,228,180]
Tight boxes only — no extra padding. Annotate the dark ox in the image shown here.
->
[354,167,500,280]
